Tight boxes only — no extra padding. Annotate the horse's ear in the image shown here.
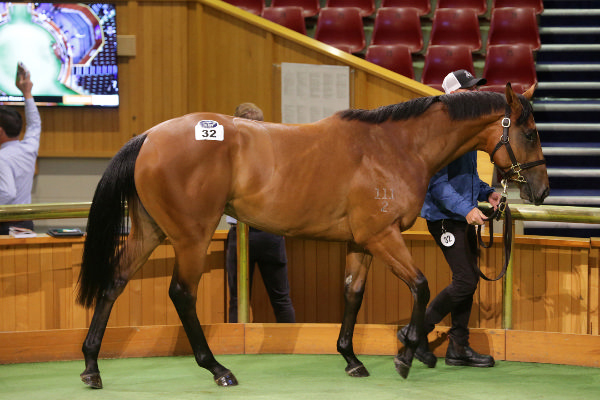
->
[504,82,523,117]
[522,83,537,100]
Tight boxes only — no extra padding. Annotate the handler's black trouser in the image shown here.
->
[424,219,480,347]
[226,226,295,323]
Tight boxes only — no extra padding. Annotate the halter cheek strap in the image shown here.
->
[489,105,546,184]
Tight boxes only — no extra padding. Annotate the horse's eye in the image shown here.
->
[524,130,536,142]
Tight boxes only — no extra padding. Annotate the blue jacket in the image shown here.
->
[421,151,495,222]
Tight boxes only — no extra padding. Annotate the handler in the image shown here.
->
[402,69,500,368]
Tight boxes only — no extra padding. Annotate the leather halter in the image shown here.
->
[489,105,546,184]
[476,105,545,282]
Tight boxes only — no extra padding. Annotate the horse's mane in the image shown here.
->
[337,91,533,125]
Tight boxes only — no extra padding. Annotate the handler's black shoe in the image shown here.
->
[398,326,437,368]
[445,340,495,367]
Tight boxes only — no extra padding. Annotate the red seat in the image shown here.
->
[429,8,482,52]
[483,44,537,94]
[314,7,366,54]
[270,0,320,18]
[224,0,264,15]
[371,7,423,53]
[365,44,415,78]
[487,7,541,51]
[325,0,375,17]
[493,0,543,15]
[262,6,307,34]
[421,45,475,91]
[380,0,431,16]
[436,0,487,16]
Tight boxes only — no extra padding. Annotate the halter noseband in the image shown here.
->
[489,105,546,184]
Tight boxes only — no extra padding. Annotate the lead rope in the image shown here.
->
[476,179,512,281]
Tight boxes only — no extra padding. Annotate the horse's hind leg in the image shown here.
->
[81,206,165,389]
[168,238,238,387]
[364,226,430,379]
[337,242,373,377]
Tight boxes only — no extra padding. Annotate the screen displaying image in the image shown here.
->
[0,2,118,107]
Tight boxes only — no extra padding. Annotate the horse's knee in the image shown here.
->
[414,274,430,305]
[169,280,196,311]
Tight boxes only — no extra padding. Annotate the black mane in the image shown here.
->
[337,91,533,125]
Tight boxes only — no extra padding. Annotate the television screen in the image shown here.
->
[0,2,118,107]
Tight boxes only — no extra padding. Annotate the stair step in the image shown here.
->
[544,196,600,206]
[540,44,600,51]
[542,147,600,156]
[539,27,600,34]
[536,123,600,131]
[547,168,600,178]
[542,9,600,16]
[537,64,600,72]
[537,82,600,89]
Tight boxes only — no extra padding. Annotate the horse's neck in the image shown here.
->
[418,111,502,177]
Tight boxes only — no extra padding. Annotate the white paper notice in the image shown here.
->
[281,63,350,123]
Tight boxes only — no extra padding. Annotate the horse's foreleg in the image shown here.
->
[169,247,238,387]
[337,243,372,378]
[365,226,430,379]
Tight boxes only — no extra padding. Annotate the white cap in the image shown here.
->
[442,69,487,94]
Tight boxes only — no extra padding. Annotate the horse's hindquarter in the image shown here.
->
[134,113,238,241]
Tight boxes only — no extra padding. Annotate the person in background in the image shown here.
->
[401,69,500,368]
[0,63,41,235]
[226,102,296,323]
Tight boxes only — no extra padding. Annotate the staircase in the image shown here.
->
[525,0,600,237]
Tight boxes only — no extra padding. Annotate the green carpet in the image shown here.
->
[1,355,598,400]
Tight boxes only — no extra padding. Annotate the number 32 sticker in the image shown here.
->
[195,120,224,141]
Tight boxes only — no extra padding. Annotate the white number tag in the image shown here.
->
[441,232,455,247]
[195,120,224,141]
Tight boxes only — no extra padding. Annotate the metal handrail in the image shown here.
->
[2,201,599,224]
[2,202,599,329]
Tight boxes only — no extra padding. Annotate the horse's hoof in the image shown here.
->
[394,355,411,379]
[80,372,103,389]
[345,364,370,377]
[214,371,238,387]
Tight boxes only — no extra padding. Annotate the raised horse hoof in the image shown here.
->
[81,372,103,389]
[214,371,238,387]
[345,364,370,378]
[394,355,411,379]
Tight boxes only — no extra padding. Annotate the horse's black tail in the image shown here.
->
[76,134,148,309]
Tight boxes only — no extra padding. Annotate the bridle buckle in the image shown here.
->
[501,117,511,128]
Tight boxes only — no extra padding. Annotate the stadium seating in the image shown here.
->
[370,7,423,53]
[493,0,543,15]
[365,44,415,78]
[421,45,475,91]
[314,7,366,54]
[487,7,541,51]
[380,0,431,16]
[429,8,482,52]
[262,6,307,34]
[270,0,320,18]
[435,0,487,16]
[325,0,376,18]
[482,44,537,94]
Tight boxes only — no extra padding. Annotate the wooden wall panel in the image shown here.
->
[35,0,435,157]
[1,233,596,339]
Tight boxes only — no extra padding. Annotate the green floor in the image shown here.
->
[1,354,598,400]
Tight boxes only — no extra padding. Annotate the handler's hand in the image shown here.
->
[465,207,487,226]
[488,191,501,211]
[16,62,33,99]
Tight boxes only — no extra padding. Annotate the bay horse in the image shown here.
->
[77,83,548,389]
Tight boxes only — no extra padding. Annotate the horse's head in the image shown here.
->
[489,83,549,205]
